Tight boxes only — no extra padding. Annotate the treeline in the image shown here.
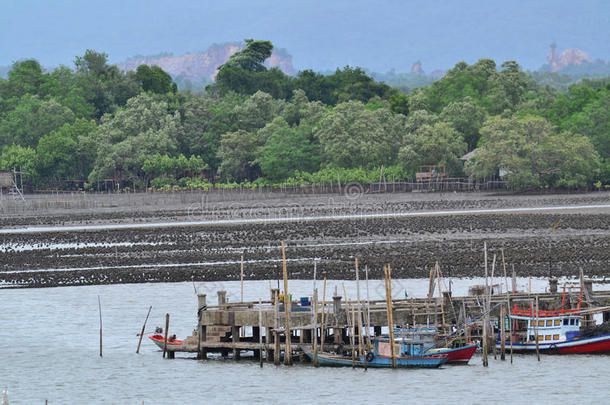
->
[0,40,608,191]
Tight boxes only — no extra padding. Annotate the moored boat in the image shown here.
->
[394,327,478,364]
[495,306,610,354]
[302,337,448,368]
[148,334,183,349]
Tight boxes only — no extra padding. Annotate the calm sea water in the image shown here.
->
[2,279,609,404]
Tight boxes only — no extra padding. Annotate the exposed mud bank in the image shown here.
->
[1,191,609,289]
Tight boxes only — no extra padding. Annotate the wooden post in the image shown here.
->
[436,262,445,329]
[240,253,244,303]
[384,265,396,368]
[482,243,488,367]
[355,258,366,369]
[273,293,280,366]
[500,304,506,361]
[365,265,372,353]
[320,277,327,353]
[490,254,497,360]
[501,249,513,363]
[281,241,292,365]
[98,295,103,358]
[163,313,169,359]
[258,298,264,368]
[313,288,319,367]
[342,284,356,368]
[535,297,540,362]
[136,305,152,354]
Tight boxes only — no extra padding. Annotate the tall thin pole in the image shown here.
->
[365,265,372,353]
[384,265,396,368]
[163,313,169,359]
[240,253,244,303]
[136,305,152,354]
[501,249,513,363]
[436,262,445,329]
[355,258,366,369]
[482,243,488,367]
[320,277,327,353]
[258,298,264,368]
[312,260,318,366]
[534,297,540,362]
[281,241,292,365]
[342,284,355,368]
[98,295,103,358]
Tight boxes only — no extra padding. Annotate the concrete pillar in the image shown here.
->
[218,290,227,306]
[549,279,558,294]
[197,293,207,310]
[584,280,593,297]
[333,295,342,314]
[198,325,207,360]
[333,327,343,344]
[232,326,240,360]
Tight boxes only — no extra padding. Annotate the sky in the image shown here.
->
[1,0,608,72]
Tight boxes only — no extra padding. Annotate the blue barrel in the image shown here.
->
[300,297,310,306]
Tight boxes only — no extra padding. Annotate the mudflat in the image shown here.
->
[1,190,609,288]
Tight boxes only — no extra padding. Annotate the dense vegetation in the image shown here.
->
[0,40,608,191]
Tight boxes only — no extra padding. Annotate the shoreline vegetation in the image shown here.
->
[0,40,608,194]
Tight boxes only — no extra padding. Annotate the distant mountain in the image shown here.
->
[117,42,295,87]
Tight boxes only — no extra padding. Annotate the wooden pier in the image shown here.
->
[162,278,610,361]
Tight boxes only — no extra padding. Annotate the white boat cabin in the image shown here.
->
[510,310,582,344]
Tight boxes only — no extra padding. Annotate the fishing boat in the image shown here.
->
[394,327,478,364]
[495,306,610,354]
[302,337,448,368]
[148,334,183,349]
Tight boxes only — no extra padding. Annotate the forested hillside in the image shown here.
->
[0,40,608,191]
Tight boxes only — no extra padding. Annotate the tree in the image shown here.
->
[256,117,320,181]
[315,101,404,169]
[399,122,467,176]
[0,95,75,148]
[466,115,600,188]
[440,97,487,149]
[88,93,179,185]
[217,129,262,181]
[0,144,38,184]
[135,65,175,94]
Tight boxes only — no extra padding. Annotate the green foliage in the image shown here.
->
[466,115,600,188]
[0,94,75,148]
[88,93,179,183]
[315,101,404,169]
[0,144,38,182]
[135,65,176,94]
[399,122,467,176]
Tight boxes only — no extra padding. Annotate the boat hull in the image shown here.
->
[427,344,477,364]
[496,333,610,354]
[148,334,183,349]
[303,349,447,368]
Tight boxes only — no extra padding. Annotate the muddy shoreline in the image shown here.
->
[1,191,609,288]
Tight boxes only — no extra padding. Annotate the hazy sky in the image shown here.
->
[1,0,608,72]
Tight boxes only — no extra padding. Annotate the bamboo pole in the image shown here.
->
[281,241,292,365]
[320,277,327,353]
[490,254,497,360]
[313,288,319,367]
[365,265,372,353]
[258,298,264,368]
[501,249,513,363]
[273,292,280,366]
[342,284,355,368]
[500,304,506,361]
[163,313,169,359]
[384,265,397,368]
[98,295,103,358]
[240,253,244,303]
[436,262,445,329]
[482,243,488,367]
[136,305,152,354]
[535,296,540,362]
[355,258,366,369]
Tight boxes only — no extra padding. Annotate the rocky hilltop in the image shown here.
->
[118,42,295,83]
[546,43,592,72]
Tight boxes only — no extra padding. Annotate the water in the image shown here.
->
[2,279,609,404]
